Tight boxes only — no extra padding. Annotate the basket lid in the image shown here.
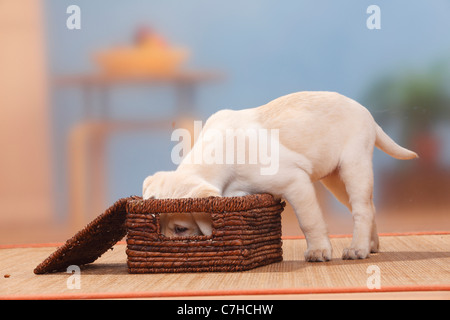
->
[34,196,140,274]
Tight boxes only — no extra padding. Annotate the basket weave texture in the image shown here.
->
[126,194,285,273]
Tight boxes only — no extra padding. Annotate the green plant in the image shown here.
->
[364,61,450,142]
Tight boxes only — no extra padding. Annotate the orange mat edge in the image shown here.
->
[282,230,450,240]
[1,284,450,300]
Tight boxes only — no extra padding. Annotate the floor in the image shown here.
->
[1,234,449,299]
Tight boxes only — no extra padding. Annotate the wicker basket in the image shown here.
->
[34,194,284,274]
[126,194,285,273]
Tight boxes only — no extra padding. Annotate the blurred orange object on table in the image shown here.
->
[93,28,189,76]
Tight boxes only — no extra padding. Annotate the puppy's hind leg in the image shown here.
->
[320,170,351,211]
[284,170,332,262]
[338,155,377,260]
[321,170,379,255]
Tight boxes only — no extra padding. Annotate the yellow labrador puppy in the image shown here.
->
[143,91,417,261]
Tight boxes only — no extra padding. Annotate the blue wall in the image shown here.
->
[44,1,450,215]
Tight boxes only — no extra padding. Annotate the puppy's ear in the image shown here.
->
[191,212,213,236]
[187,182,220,198]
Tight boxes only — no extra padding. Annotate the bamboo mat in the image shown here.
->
[1,233,449,299]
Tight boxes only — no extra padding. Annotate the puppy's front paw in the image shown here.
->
[342,247,370,260]
[304,248,332,262]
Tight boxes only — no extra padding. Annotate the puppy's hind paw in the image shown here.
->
[370,236,380,253]
[342,247,370,260]
[304,248,332,262]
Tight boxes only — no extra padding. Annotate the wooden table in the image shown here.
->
[55,71,224,118]
[55,71,224,229]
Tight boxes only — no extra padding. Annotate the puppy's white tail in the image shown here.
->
[375,124,418,160]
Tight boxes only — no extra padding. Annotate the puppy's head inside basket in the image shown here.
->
[125,194,285,273]
[157,211,213,239]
